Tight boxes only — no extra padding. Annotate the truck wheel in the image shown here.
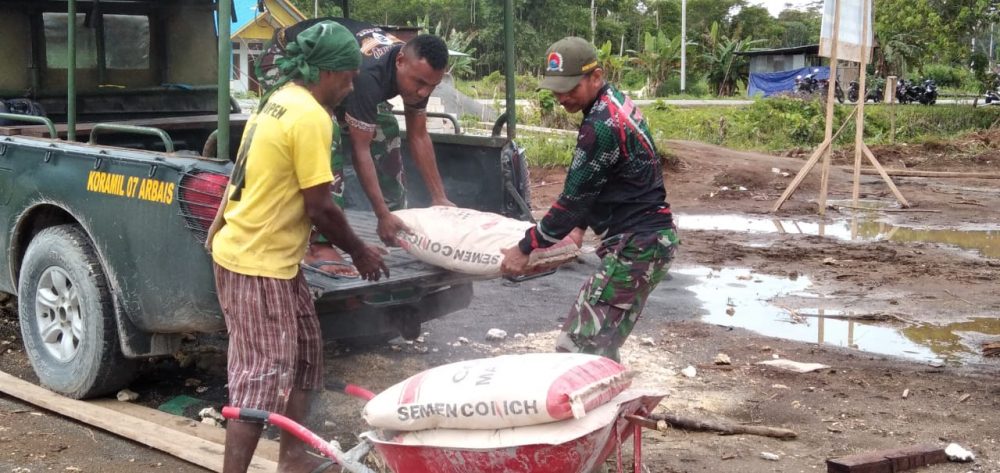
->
[18,225,136,398]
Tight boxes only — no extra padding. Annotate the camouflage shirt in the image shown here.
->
[518,84,673,254]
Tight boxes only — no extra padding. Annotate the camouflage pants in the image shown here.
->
[556,228,679,362]
[331,102,406,211]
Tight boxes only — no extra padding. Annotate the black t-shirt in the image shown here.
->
[284,17,427,133]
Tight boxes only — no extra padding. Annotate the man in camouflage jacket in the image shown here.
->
[501,37,679,362]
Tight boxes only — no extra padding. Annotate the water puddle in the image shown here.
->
[676,266,995,364]
[675,214,1000,258]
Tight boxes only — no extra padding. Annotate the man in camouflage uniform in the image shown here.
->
[501,37,679,362]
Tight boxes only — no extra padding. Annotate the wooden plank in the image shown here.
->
[817,0,843,216]
[851,0,872,208]
[771,139,831,212]
[827,444,946,473]
[861,144,910,207]
[90,399,281,463]
[0,370,277,473]
[857,168,1000,179]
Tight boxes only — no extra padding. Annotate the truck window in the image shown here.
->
[42,13,150,70]
[44,13,98,69]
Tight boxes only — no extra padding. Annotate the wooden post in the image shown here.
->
[851,0,871,208]
[887,75,898,143]
[818,0,843,216]
[773,0,909,213]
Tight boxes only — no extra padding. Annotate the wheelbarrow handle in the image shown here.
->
[326,380,376,401]
[221,406,269,423]
[221,406,376,473]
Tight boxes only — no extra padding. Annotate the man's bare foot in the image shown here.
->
[304,243,360,278]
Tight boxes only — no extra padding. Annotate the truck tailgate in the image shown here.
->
[302,209,483,300]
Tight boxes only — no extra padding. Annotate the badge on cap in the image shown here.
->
[547,52,564,72]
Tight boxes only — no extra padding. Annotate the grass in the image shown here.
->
[510,97,1000,167]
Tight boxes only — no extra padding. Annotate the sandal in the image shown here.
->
[303,260,360,279]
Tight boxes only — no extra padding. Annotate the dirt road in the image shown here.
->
[1,138,998,472]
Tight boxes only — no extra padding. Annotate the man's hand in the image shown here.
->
[350,244,390,281]
[431,197,456,207]
[377,213,411,246]
[500,245,530,277]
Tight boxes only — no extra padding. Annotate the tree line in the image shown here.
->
[286,0,1000,96]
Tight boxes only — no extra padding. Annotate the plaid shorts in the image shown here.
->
[213,264,323,413]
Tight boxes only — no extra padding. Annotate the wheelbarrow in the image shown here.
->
[221,382,665,473]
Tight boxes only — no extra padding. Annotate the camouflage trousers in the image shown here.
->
[555,228,679,362]
[331,102,406,211]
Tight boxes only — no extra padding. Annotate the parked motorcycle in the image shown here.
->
[917,79,937,105]
[985,88,1000,104]
[895,78,937,105]
[847,80,884,103]
[795,71,821,94]
[795,69,843,103]
[821,78,845,103]
[895,79,920,104]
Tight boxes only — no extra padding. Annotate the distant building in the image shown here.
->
[736,44,862,97]
[230,0,307,94]
[740,44,822,75]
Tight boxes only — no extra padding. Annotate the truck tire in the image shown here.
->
[18,225,136,398]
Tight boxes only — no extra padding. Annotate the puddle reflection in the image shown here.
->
[676,214,1000,258]
[677,267,993,364]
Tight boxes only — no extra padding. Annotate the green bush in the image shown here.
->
[656,77,710,97]
[921,64,967,88]
[621,69,649,92]
[518,133,577,167]
[642,100,1000,152]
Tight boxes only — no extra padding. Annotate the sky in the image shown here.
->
[753,0,816,17]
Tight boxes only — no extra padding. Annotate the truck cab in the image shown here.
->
[0,0,530,398]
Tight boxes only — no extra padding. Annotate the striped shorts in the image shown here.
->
[213,264,323,413]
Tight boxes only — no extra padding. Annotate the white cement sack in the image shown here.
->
[393,206,579,277]
[363,353,632,431]
[361,389,664,449]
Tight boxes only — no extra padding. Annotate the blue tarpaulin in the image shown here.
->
[748,66,829,97]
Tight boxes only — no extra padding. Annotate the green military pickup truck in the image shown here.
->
[0,0,530,399]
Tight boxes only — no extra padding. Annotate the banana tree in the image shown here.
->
[875,32,921,78]
[701,22,763,96]
[597,40,629,86]
[627,31,681,97]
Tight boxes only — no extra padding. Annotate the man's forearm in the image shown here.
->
[352,148,392,217]
[310,204,366,256]
[409,132,448,202]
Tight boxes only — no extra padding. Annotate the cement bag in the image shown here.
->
[394,206,579,277]
[363,353,632,431]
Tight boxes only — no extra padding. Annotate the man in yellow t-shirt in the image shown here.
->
[204,21,387,473]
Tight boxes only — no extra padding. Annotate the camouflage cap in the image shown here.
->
[538,37,599,94]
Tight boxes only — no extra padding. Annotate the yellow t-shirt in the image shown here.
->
[211,84,334,279]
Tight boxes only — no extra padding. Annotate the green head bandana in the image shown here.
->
[258,21,361,110]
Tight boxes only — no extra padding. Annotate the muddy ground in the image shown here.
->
[1,136,999,472]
